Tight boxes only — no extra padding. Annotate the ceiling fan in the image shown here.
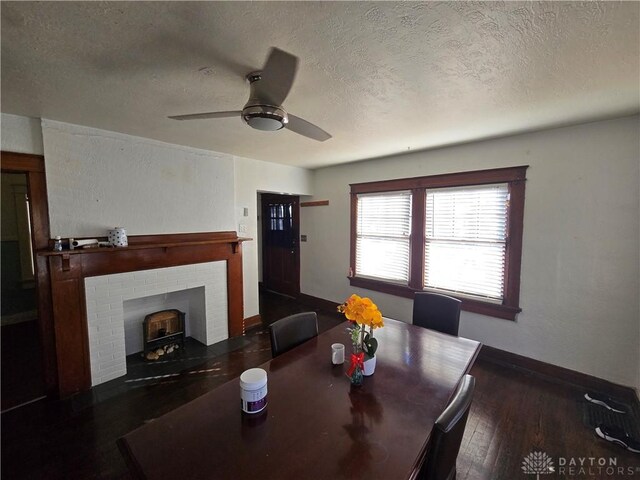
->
[168,47,331,142]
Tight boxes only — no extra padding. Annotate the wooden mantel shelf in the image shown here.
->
[41,231,250,398]
[38,237,252,256]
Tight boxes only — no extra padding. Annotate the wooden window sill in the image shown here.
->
[348,276,521,321]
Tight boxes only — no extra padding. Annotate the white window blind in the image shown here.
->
[425,184,508,300]
[356,191,412,283]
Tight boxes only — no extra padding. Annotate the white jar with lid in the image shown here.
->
[240,368,268,414]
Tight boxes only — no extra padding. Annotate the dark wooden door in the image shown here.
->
[261,194,300,297]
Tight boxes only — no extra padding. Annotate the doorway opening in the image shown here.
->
[1,171,44,411]
[260,193,300,298]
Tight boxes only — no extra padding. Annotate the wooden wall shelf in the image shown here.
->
[39,231,250,398]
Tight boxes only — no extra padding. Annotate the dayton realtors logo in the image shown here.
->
[522,451,555,479]
[557,456,638,477]
[522,451,640,477]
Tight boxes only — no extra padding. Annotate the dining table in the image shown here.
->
[118,318,481,480]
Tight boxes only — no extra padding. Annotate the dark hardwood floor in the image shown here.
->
[1,291,638,479]
[459,359,640,479]
[1,318,45,411]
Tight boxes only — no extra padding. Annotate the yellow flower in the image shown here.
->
[337,294,384,329]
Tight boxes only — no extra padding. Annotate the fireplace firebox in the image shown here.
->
[143,309,186,358]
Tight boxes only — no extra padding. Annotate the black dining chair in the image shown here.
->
[412,292,462,336]
[268,312,319,357]
[419,374,476,480]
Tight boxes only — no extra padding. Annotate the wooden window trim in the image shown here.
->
[349,166,528,321]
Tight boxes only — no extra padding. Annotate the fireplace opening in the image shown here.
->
[122,286,206,358]
[143,309,186,360]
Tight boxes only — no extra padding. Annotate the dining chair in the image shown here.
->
[268,312,319,357]
[419,374,476,480]
[412,292,462,336]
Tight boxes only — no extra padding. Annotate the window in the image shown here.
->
[425,184,508,301]
[356,192,411,283]
[349,166,528,320]
[268,204,292,231]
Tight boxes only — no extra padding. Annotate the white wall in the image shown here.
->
[301,116,640,388]
[2,114,313,324]
[41,120,235,238]
[234,156,313,318]
[0,113,44,155]
[6,111,637,388]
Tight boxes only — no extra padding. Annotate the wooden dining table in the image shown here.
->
[118,319,481,480]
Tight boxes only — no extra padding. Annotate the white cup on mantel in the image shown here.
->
[108,227,128,247]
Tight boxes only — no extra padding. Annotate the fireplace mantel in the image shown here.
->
[40,231,250,397]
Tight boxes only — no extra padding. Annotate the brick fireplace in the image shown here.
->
[85,262,228,386]
[40,232,247,397]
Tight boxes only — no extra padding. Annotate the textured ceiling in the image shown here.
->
[2,1,639,168]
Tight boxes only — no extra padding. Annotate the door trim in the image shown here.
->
[1,151,57,396]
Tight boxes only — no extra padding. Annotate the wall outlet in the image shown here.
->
[300,234,307,242]
[239,224,248,233]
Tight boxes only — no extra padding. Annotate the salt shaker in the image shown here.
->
[53,236,63,252]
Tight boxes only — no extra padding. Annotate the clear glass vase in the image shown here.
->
[350,364,364,386]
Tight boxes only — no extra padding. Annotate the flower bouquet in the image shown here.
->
[337,294,384,385]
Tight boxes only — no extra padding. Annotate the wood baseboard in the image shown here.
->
[297,293,340,314]
[479,345,640,411]
[243,314,262,331]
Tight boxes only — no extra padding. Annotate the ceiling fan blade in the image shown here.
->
[254,47,298,106]
[286,114,332,142]
[168,111,241,121]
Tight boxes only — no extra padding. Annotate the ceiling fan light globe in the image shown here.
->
[242,105,288,132]
[245,116,284,131]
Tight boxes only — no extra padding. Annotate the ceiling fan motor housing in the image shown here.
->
[242,104,288,131]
